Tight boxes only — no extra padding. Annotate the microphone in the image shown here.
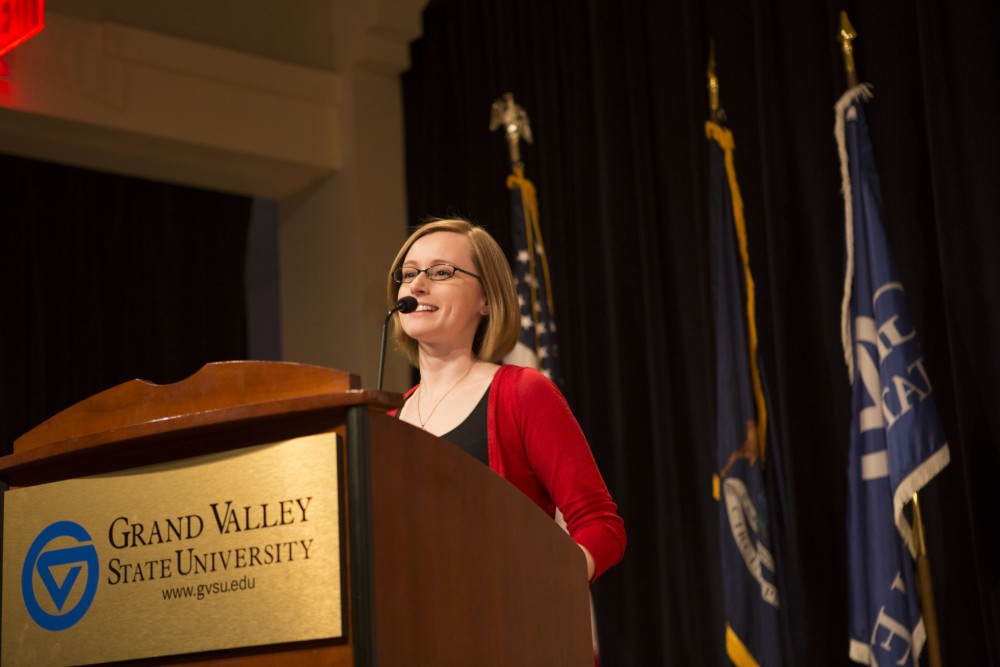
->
[376,296,418,391]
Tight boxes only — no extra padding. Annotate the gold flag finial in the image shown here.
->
[490,92,533,168]
[839,11,859,89]
[707,40,726,124]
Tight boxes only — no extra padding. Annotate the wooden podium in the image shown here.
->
[0,361,592,666]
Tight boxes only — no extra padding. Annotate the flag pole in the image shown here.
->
[838,15,943,665]
[706,40,726,125]
[707,42,723,502]
[490,93,555,363]
[912,492,944,667]
[838,11,859,89]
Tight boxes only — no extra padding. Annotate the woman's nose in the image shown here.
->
[407,270,431,292]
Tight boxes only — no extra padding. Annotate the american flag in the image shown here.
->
[504,165,561,385]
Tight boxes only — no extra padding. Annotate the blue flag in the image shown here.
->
[835,85,950,665]
[707,121,783,667]
[504,165,562,385]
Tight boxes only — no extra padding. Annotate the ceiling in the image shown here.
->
[46,0,341,70]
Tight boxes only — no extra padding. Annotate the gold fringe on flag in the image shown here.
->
[726,623,762,667]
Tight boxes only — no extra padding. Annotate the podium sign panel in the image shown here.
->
[2,432,344,666]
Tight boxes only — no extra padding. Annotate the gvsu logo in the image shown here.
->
[21,521,100,631]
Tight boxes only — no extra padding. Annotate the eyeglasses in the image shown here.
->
[392,263,483,284]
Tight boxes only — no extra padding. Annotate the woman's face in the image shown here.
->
[398,231,487,354]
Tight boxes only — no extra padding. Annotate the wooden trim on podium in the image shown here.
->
[346,407,376,667]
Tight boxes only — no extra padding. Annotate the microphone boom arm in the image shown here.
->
[376,297,417,391]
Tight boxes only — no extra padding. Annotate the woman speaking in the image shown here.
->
[386,218,625,582]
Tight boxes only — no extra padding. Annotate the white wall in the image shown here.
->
[0,1,427,391]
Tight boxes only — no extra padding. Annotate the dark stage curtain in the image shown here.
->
[403,0,999,664]
[0,154,251,456]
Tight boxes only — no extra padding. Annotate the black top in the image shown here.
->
[439,388,490,465]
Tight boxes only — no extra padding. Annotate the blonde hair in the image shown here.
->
[387,219,520,365]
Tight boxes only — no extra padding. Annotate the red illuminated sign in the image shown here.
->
[0,0,44,57]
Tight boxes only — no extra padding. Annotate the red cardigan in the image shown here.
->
[399,364,626,581]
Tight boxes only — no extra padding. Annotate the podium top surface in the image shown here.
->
[2,361,403,486]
